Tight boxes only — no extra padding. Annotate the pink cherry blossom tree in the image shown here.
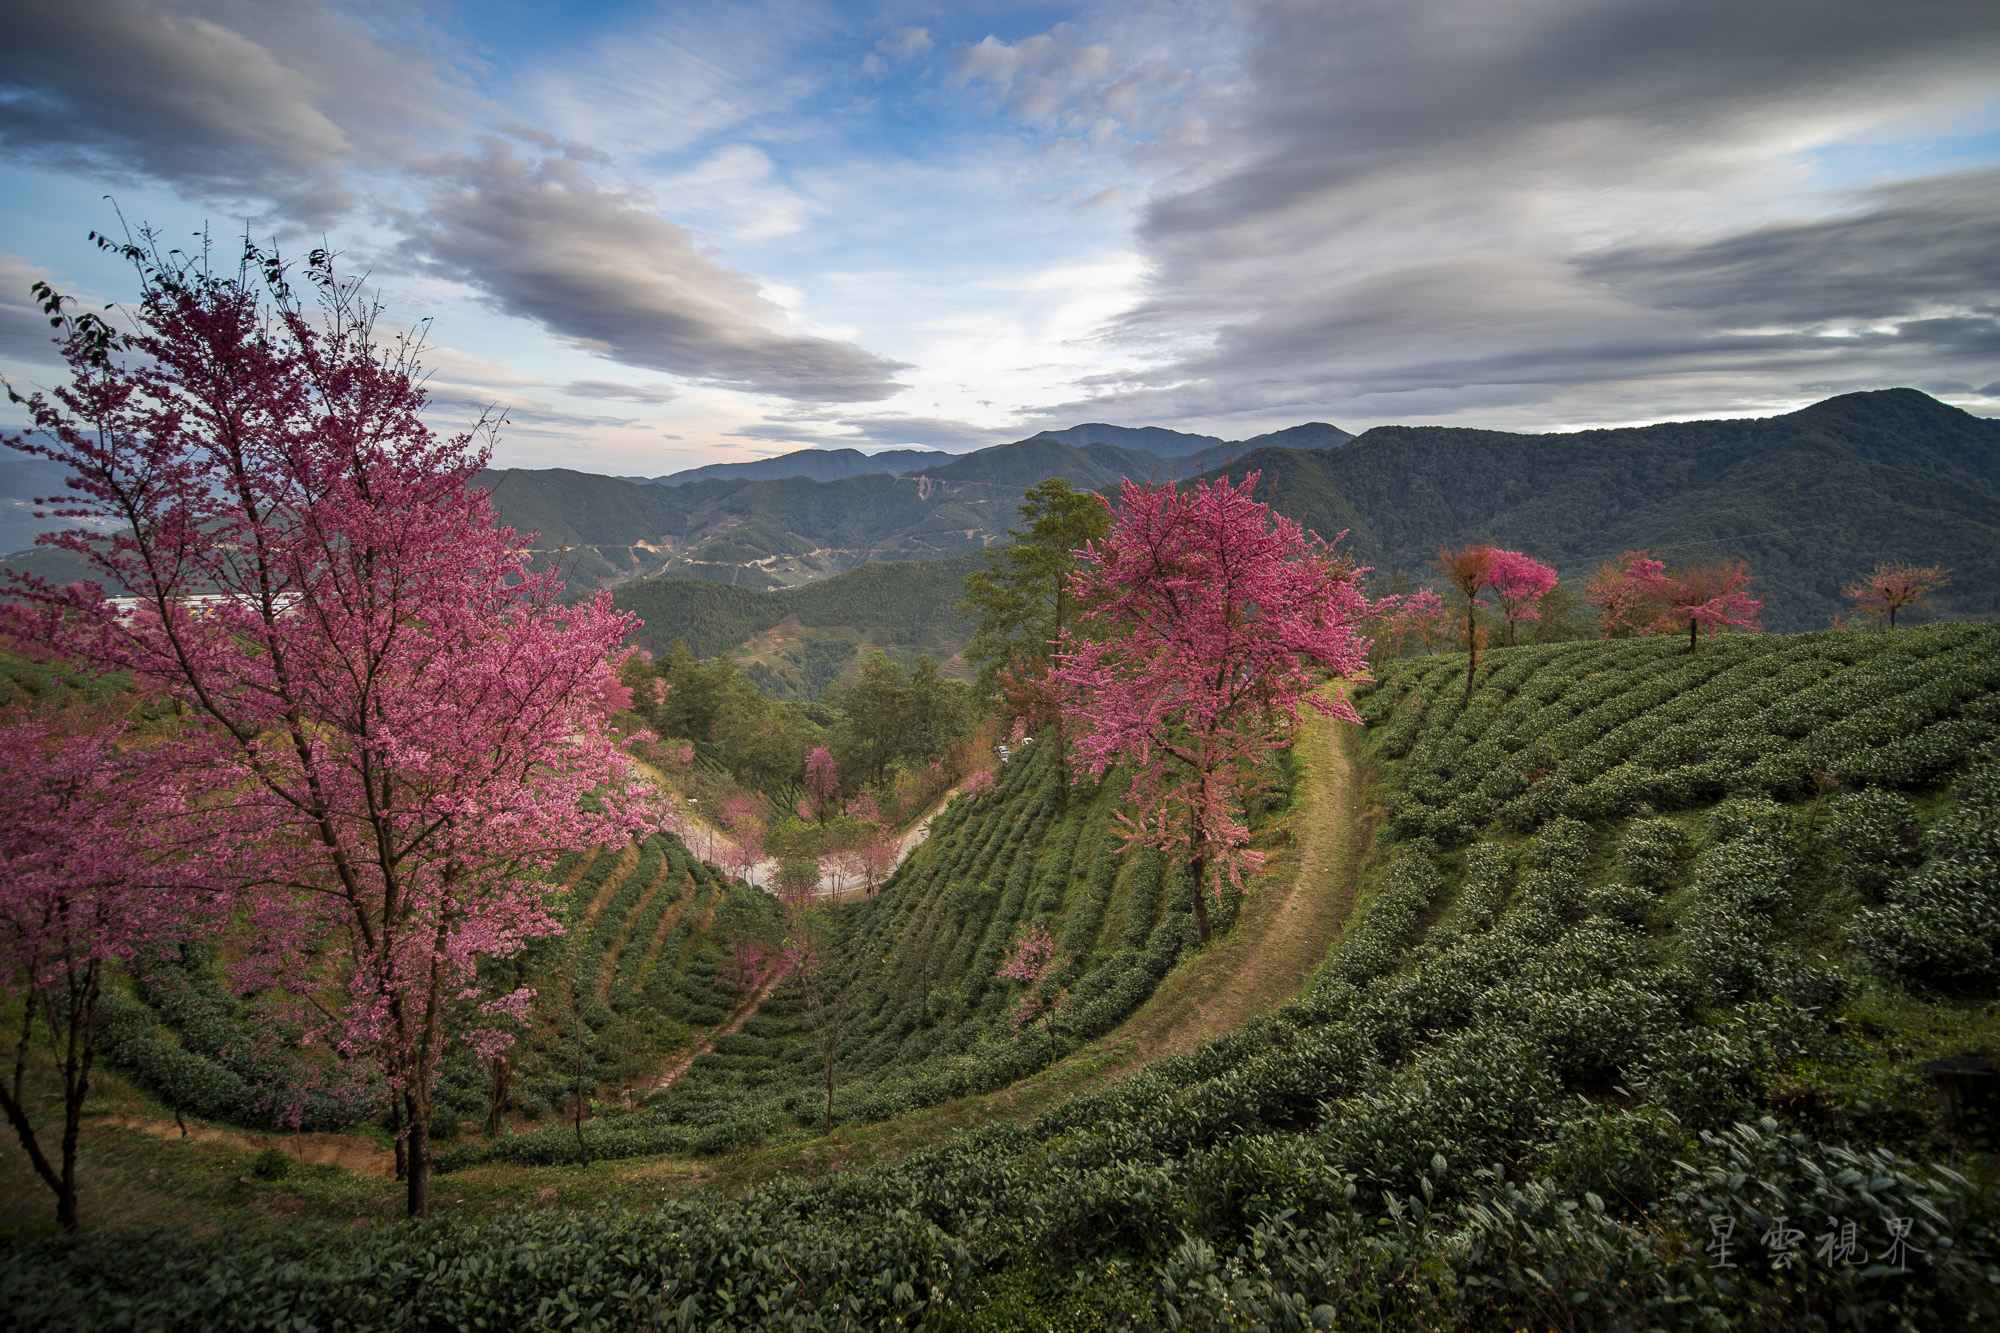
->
[717,793,769,887]
[1053,474,1372,944]
[995,923,1063,1036]
[1582,550,1664,638]
[1434,544,1558,697]
[1638,559,1763,651]
[1435,544,1498,702]
[997,923,1057,983]
[838,791,900,896]
[1488,549,1560,645]
[1,234,651,1217]
[0,708,231,1230]
[804,745,841,823]
[1373,587,1450,708]
[1843,561,1951,630]
[1377,587,1449,661]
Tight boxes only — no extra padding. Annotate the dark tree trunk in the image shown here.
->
[1463,605,1480,703]
[1189,857,1213,944]
[405,1093,431,1218]
[0,967,103,1232]
[486,1056,510,1136]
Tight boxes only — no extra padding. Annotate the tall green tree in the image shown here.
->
[960,478,1110,791]
[828,654,973,789]
[830,653,909,788]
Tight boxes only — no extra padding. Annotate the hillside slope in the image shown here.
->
[442,732,1299,1167]
[84,831,772,1145]
[475,466,1021,590]
[1206,388,2000,629]
[458,421,1351,592]
[13,626,1999,1329]
[611,554,983,696]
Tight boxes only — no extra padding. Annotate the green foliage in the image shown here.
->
[94,833,773,1150]
[17,631,2000,1330]
[1618,817,1691,889]
[959,476,1110,700]
[443,732,1302,1168]
[1850,756,2000,995]
[1824,787,1922,899]
[637,643,826,791]
[826,653,976,787]
[1372,623,2000,845]
[611,553,984,677]
[249,1148,292,1181]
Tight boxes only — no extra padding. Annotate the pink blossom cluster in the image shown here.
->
[1584,551,1762,645]
[1052,474,1373,924]
[996,923,1059,984]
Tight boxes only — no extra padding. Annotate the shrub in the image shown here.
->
[1618,817,1691,890]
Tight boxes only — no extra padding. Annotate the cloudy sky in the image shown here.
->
[2,0,1996,473]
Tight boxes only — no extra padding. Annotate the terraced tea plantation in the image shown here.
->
[456,834,782,1131]
[94,832,775,1143]
[446,735,1284,1167]
[11,625,2000,1330]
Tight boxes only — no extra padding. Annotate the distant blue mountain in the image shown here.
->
[647,422,1354,490]
[1037,423,1230,453]
[654,446,958,487]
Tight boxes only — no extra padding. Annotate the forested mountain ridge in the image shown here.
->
[14,390,1990,632]
[469,428,1341,592]
[652,446,958,487]
[448,422,1353,592]
[472,466,1018,590]
[612,555,984,698]
[1200,388,2000,630]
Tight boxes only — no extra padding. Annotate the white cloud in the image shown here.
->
[397,141,909,403]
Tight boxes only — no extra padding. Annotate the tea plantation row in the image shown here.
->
[95,833,776,1141]
[11,625,1996,1329]
[446,734,1285,1166]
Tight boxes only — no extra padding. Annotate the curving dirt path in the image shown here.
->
[641,968,789,1099]
[990,698,1364,1096]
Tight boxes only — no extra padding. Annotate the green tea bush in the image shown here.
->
[1825,787,1921,899]
[14,634,1999,1330]
[1850,754,2000,995]
[1619,816,1691,889]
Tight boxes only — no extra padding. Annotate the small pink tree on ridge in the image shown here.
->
[1053,474,1372,944]
[1582,550,1661,638]
[1640,559,1762,651]
[1843,561,1950,630]
[1488,550,1559,645]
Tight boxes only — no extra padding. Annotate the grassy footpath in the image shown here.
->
[0,703,1368,1237]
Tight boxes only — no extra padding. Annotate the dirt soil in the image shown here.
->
[97,1115,395,1178]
